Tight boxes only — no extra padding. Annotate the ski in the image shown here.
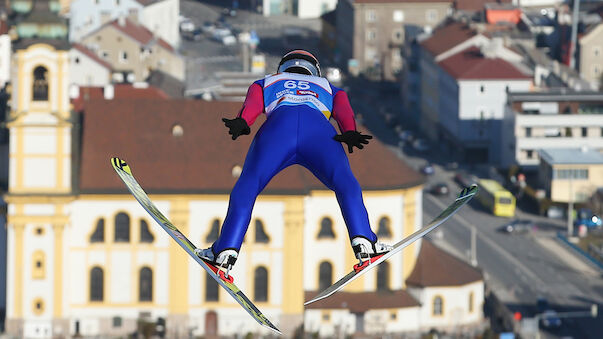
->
[110,157,282,335]
[304,184,479,306]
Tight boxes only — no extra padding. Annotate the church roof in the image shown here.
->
[406,240,483,287]
[76,99,425,194]
[304,290,420,312]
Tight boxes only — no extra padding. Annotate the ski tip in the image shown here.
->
[110,157,132,174]
[457,184,479,199]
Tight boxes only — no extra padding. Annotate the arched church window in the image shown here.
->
[33,66,49,101]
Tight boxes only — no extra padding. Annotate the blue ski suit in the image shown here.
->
[212,72,377,255]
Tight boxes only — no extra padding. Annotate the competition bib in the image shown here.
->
[263,73,334,120]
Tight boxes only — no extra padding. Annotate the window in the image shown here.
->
[433,296,443,315]
[90,267,104,302]
[480,85,485,93]
[254,219,270,243]
[139,267,153,302]
[318,261,332,291]
[33,298,45,315]
[205,274,219,301]
[33,66,49,101]
[366,29,377,41]
[90,219,104,243]
[393,10,404,22]
[75,57,80,64]
[32,250,45,279]
[526,150,533,159]
[593,64,601,77]
[426,9,438,23]
[582,127,588,137]
[205,219,220,243]
[114,212,130,242]
[366,10,376,22]
[377,217,392,237]
[526,127,532,137]
[140,220,154,243]
[113,317,122,328]
[254,266,268,302]
[119,51,128,63]
[554,168,588,180]
[317,217,335,239]
[35,227,44,235]
[594,46,601,57]
[376,261,390,291]
[392,29,403,42]
[469,292,474,313]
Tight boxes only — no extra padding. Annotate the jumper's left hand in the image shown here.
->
[333,131,372,153]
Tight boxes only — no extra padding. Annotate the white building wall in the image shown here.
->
[69,0,142,43]
[413,281,484,330]
[304,309,356,337]
[69,49,111,87]
[303,194,350,291]
[297,0,337,18]
[458,80,532,121]
[141,0,180,48]
[505,111,603,167]
[0,35,11,88]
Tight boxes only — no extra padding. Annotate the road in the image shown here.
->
[350,79,603,338]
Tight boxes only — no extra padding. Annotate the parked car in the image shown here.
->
[429,183,450,196]
[541,310,562,328]
[183,28,203,41]
[398,130,414,143]
[498,219,535,234]
[412,138,430,152]
[201,21,215,34]
[454,170,478,188]
[212,28,236,45]
[179,18,195,33]
[421,163,435,175]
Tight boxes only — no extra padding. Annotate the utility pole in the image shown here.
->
[568,171,574,237]
[471,226,477,266]
[569,0,580,69]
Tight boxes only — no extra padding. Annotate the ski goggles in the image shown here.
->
[278,58,320,76]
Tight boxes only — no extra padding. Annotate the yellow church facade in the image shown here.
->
[4,41,431,338]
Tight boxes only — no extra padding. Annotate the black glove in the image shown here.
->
[333,130,372,153]
[222,117,250,140]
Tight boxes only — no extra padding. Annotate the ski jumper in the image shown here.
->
[212,72,378,254]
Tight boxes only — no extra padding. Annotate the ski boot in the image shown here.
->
[351,237,393,272]
[195,247,238,279]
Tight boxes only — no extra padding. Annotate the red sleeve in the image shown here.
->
[237,82,264,126]
[332,90,357,132]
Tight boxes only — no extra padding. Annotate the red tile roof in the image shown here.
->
[72,43,114,70]
[406,240,483,287]
[72,84,169,111]
[355,0,452,3]
[109,18,174,52]
[454,0,512,12]
[438,46,532,80]
[420,21,477,57]
[304,290,419,312]
[78,99,424,194]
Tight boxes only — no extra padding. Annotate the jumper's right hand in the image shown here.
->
[222,117,250,140]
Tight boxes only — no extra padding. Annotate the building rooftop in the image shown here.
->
[438,46,531,80]
[304,290,419,312]
[540,148,603,165]
[421,21,477,57]
[507,90,603,102]
[406,240,483,287]
[72,43,114,71]
[77,99,425,194]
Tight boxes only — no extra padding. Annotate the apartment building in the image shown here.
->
[336,0,453,80]
[501,90,603,169]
